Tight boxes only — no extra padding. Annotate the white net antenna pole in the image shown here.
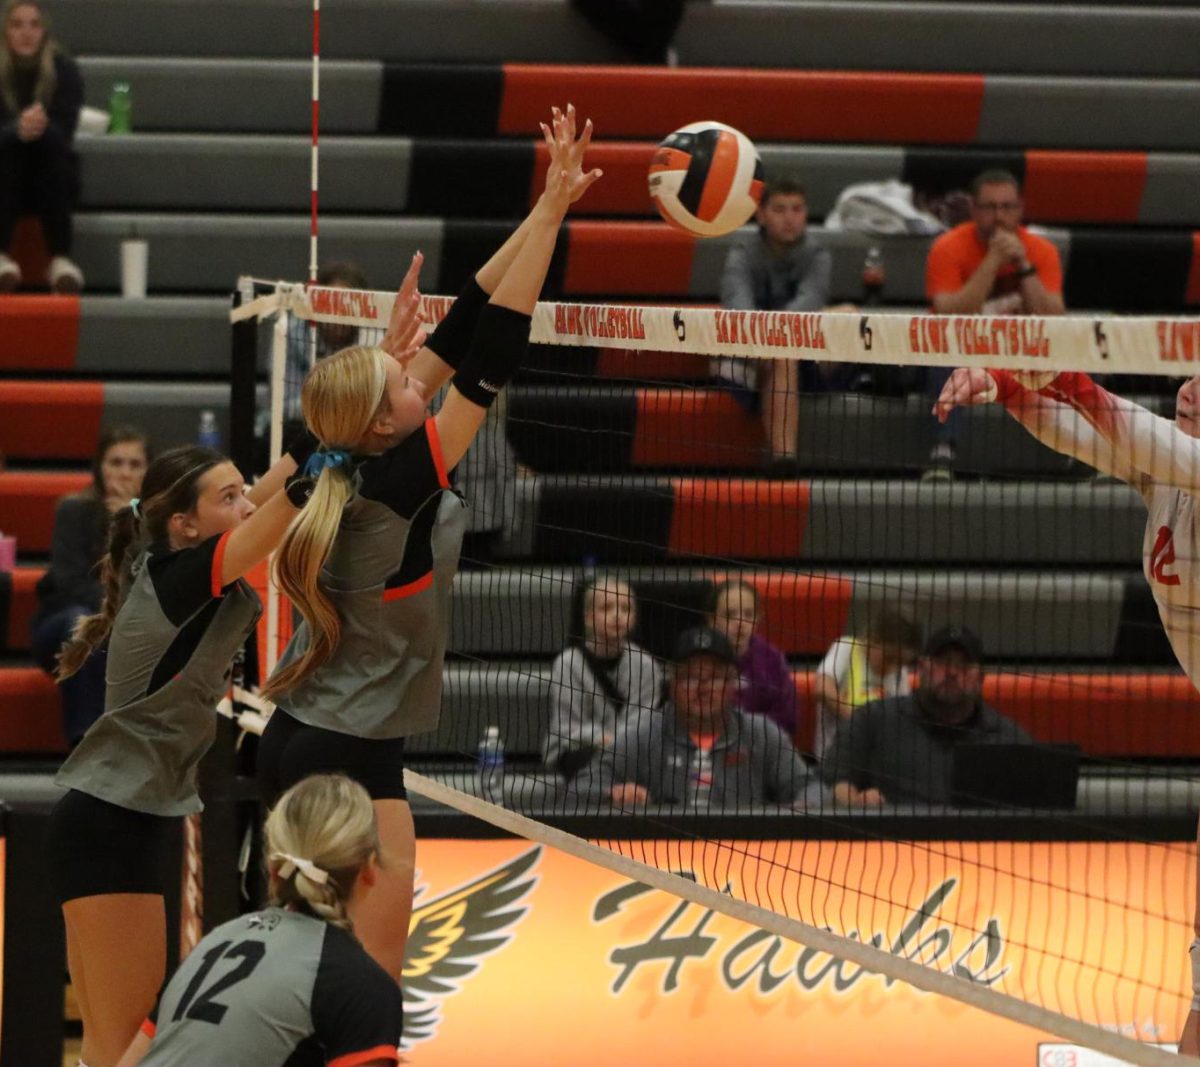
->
[309,0,320,284]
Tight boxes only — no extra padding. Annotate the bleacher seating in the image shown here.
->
[1,0,1197,763]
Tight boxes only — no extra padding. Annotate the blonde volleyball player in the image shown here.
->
[253,104,602,982]
[933,367,1200,1053]
[119,775,400,1067]
[41,445,326,1067]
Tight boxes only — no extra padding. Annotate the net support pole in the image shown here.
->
[228,288,259,479]
[309,0,320,284]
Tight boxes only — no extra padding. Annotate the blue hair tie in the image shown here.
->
[303,448,351,477]
[129,497,140,519]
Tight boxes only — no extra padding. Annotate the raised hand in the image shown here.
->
[931,366,998,423]
[539,103,602,207]
[379,252,426,366]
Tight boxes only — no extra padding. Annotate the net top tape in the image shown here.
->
[233,278,1200,378]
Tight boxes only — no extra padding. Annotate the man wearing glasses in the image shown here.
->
[922,169,1065,479]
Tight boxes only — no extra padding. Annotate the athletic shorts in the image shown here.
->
[258,707,408,805]
[45,789,179,904]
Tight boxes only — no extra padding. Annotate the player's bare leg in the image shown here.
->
[64,894,166,1067]
[761,358,799,468]
[353,798,416,982]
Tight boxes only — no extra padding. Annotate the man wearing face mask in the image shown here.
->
[822,626,1032,808]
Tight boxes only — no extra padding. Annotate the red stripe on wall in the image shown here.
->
[669,479,810,559]
[0,472,91,553]
[1187,232,1200,307]
[0,295,81,371]
[736,573,852,657]
[0,668,66,752]
[633,389,763,467]
[564,221,695,296]
[0,381,104,461]
[790,670,1200,756]
[984,672,1200,757]
[534,141,659,216]
[5,567,42,650]
[500,66,984,144]
[595,349,711,381]
[1023,151,1146,224]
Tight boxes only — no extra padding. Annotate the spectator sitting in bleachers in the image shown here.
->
[0,0,84,292]
[821,625,1033,808]
[708,578,797,739]
[714,175,831,478]
[923,169,1065,480]
[812,608,921,761]
[543,574,662,784]
[29,425,148,745]
[606,626,814,811]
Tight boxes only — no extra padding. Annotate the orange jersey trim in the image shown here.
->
[425,416,450,489]
[382,571,433,602]
[139,1017,156,1039]
[328,1045,400,1067]
[210,528,234,599]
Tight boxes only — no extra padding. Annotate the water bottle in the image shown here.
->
[197,410,221,451]
[108,82,132,134]
[477,725,505,805]
[862,246,885,306]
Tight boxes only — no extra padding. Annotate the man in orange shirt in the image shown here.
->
[923,169,1065,479]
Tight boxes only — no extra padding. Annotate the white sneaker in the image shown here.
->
[48,256,84,294]
[0,253,20,292]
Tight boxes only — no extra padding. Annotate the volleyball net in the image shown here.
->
[231,279,1200,1065]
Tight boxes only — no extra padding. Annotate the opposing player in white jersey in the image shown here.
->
[933,366,1200,1053]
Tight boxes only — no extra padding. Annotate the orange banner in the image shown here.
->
[401,838,1192,1067]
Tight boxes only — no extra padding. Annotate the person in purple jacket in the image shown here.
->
[708,579,797,740]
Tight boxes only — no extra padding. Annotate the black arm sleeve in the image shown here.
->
[312,927,402,1066]
[425,276,489,370]
[451,303,531,409]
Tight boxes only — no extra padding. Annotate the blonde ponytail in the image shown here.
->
[263,468,355,698]
[263,345,390,700]
[266,773,379,933]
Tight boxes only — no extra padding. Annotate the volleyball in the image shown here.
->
[648,121,764,238]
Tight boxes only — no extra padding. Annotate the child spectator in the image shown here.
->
[813,609,921,761]
[543,575,662,783]
[708,578,797,739]
[29,426,148,744]
[0,0,84,292]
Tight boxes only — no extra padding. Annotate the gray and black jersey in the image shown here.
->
[56,531,261,816]
[140,908,401,1067]
[274,419,465,739]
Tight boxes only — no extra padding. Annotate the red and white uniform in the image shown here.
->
[993,370,1200,683]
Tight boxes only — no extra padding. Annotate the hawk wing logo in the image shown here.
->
[401,846,541,1049]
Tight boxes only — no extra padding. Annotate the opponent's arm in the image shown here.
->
[933,368,1200,490]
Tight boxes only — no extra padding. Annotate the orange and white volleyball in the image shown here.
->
[648,121,764,238]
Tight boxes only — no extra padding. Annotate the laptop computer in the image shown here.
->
[951,743,1081,810]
